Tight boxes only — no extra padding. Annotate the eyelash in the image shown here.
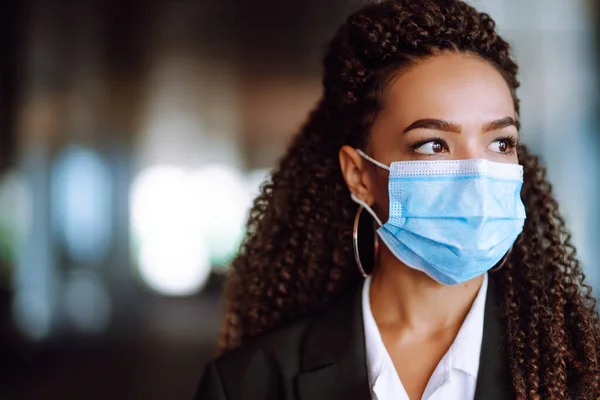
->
[409,136,446,151]
[409,135,519,156]
[496,135,518,149]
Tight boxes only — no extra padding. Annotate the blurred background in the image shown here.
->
[0,0,599,398]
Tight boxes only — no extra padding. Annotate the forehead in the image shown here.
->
[380,53,515,123]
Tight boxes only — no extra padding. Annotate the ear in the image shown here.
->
[339,145,376,206]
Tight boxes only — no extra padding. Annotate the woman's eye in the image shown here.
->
[488,138,514,153]
[414,140,447,155]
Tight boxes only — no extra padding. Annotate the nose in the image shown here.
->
[453,135,484,160]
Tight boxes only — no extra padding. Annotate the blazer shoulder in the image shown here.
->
[213,284,363,376]
[197,316,315,400]
[215,315,313,376]
[196,286,364,400]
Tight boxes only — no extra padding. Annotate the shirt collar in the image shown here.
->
[449,272,488,377]
[361,275,384,386]
[361,273,488,383]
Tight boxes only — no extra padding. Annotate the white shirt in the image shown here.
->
[362,273,488,400]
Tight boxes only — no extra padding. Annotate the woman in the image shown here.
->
[195,0,600,399]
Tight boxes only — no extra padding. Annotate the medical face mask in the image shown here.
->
[351,149,526,285]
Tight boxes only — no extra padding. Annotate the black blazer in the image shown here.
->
[194,280,514,400]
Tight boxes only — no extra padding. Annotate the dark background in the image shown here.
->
[1,0,599,399]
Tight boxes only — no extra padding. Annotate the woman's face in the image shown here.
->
[340,52,519,221]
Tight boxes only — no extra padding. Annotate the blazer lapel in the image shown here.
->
[474,277,514,400]
[296,282,371,400]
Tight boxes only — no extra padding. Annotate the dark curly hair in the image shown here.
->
[217,0,600,398]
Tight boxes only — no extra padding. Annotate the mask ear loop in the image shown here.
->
[356,149,390,171]
[491,245,514,272]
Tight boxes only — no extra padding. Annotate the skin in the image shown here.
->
[339,52,519,400]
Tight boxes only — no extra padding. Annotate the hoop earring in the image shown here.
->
[491,246,513,272]
[353,205,379,277]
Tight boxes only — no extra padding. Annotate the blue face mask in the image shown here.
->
[351,149,527,285]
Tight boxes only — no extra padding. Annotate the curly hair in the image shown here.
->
[217,1,600,398]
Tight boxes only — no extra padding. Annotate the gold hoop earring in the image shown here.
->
[353,205,379,277]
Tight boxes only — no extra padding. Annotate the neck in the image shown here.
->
[369,246,484,335]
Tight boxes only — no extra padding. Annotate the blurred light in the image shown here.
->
[190,167,270,274]
[13,289,52,340]
[0,171,32,265]
[130,166,211,296]
[138,235,210,296]
[63,269,111,333]
[246,168,271,199]
[130,164,259,292]
[13,148,56,341]
[51,146,113,264]
[130,166,197,240]
[193,165,252,269]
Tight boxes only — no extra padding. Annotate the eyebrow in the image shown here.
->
[402,117,519,134]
